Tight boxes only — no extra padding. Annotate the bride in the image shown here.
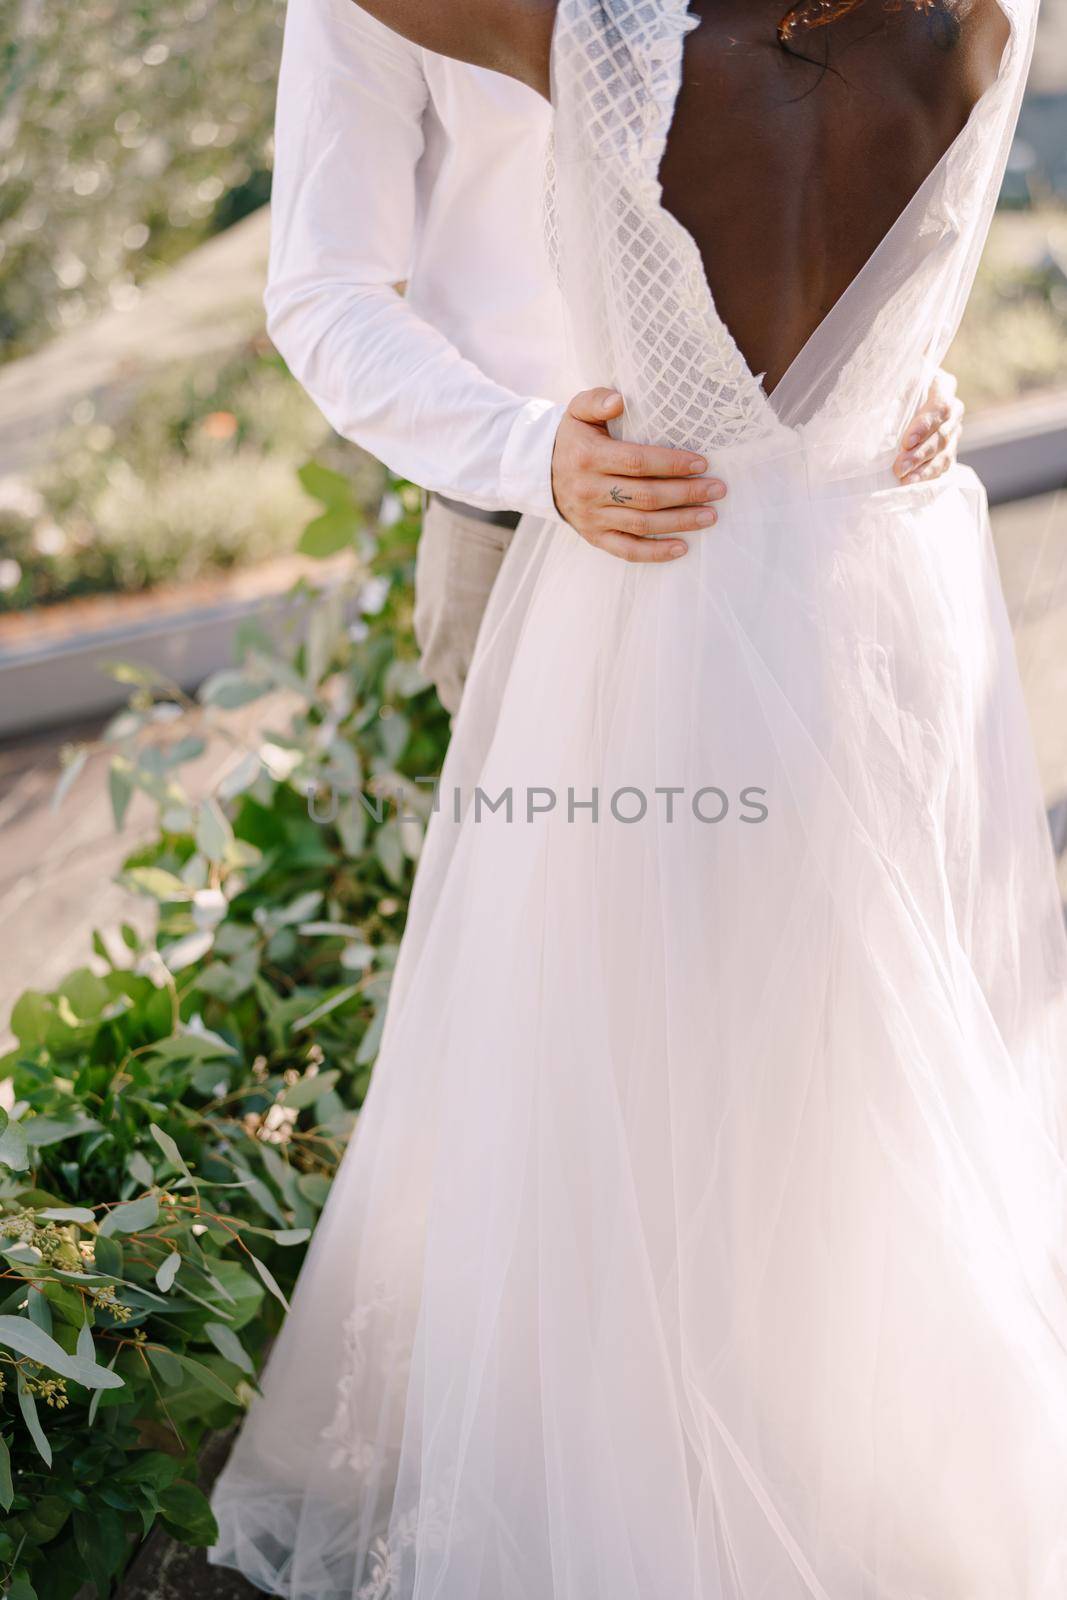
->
[211,0,1067,1594]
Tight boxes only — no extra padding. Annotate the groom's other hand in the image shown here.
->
[551,388,726,563]
[893,370,965,484]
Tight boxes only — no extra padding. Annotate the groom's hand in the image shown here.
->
[551,388,725,563]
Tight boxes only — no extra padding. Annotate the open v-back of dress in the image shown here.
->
[211,3,1067,1597]
[549,0,1028,460]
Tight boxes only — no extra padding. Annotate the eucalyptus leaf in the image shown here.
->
[204,1320,254,1375]
[150,1122,194,1179]
[127,1150,156,1188]
[22,1114,102,1149]
[281,1069,340,1110]
[124,866,193,902]
[199,669,270,710]
[0,1432,13,1511]
[292,985,361,1033]
[109,758,134,830]
[172,1353,243,1406]
[161,929,214,973]
[156,1253,182,1292]
[0,1315,125,1390]
[98,1194,159,1237]
[26,1288,52,1334]
[196,798,235,861]
[16,1372,51,1466]
[0,1118,29,1172]
[147,1346,183,1388]
[248,1252,290,1311]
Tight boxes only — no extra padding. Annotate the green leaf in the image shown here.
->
[26,1288,52,1334]
[156,1253,181,1292]
[268,1228,311,1247]
[76,1321,94,1363]
[124,866,193,901]
[75,1506,127,1595]
[158,1480,219,1547]
[16,1372,51,1466]
[196,798,235,861]
[356,1001,388,1066]
[98,1194,159,1237]
[0,1118,29,1172]
[291,985,361,1033]
[147,1346,183,1388]
[0,1433,13,1511]
[172,1353,242,1406]
[8,1571,38,1600]
[150,1122,194,1179]
[9,990,52,1047]
[22,1113,102,1149]
[109,758,135,830]
[248,1252,290,1311]
[281,1069,340,1109]
[160,929,214,973]
[118,1451,185,1491]
[375,819,405,886]
[296,1172,332,1209]
[199,668,270,710]
[234,1170,285,1227]
[204,1321,254,1375]
[336,797,368,855]
[127,1150,156,1187]
[36,1206,96,1224]
[0,1315,125,1390]
[60,967,111,1019]
[297,460,356,509]
[92,1236,123,1278]
[147,1030,236,1063]
[298,507,358,559]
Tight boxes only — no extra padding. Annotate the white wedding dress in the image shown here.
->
[211,0,1067,1594]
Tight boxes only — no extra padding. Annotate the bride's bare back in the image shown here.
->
[355,0,1008,394]
[659,0,1010,390]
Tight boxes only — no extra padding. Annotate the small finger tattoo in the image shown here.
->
[609,485,633,505]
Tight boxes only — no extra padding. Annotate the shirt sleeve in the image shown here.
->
[264,0,564,519]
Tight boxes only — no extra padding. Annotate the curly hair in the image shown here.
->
[777,0,955,61]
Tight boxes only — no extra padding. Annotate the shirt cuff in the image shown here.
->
[498,398,567,521]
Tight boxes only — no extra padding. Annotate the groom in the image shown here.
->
[266,0,964,714]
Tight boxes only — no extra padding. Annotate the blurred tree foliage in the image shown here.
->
[0,0,282,363]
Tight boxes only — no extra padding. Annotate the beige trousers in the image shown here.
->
[413,494,517,716]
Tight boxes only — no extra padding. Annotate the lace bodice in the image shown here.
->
[548,0,1036,465]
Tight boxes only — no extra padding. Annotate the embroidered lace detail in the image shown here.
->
[550,0,784,454]
[543,131,561,288]
[355,1501,451,1600]
[320,1277,409,1474]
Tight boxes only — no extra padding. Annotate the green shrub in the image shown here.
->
[0,470,450,1599]
[1,341,375,615]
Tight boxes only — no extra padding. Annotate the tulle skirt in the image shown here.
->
[210,439,1067,1599]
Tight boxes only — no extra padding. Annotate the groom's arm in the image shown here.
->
[266,0,563,519]
[268,0,721,558]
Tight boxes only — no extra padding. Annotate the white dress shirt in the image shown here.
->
[265,0,570,518]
